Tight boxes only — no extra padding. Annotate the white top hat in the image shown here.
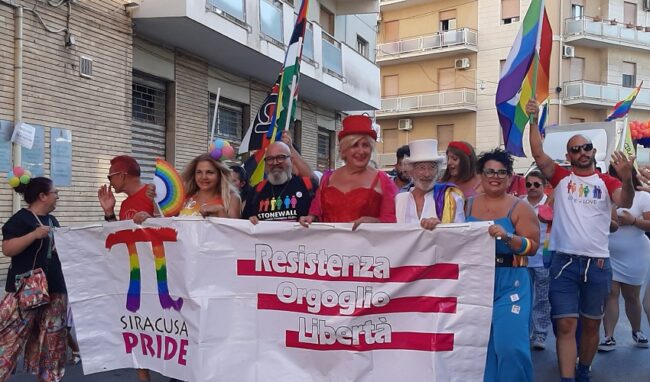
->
[404,139,445,163]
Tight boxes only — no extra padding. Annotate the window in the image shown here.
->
[317,128,334,171]
[570,117,585,123]
[207,0,245,21]
[569,57,585,81]
[132,72,167,180]
[571,4,583,20]
[436,125,454,153]
[624,2,637,25]
[319,5,334,35]
[208,94,245,142]
[356,35,369,58]
[382,75,399,97]
[384,20,399,42]
[260,0,283,43]
[439,10,457,31]
[622,62,636,88]
[501,0,520,24]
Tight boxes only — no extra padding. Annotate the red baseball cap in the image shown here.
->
[338,115,377,141]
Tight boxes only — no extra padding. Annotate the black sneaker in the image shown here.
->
[598,336,616,352]
[632,331,649,348]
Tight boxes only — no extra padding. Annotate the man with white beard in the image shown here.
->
[243,141,318,223]
[395,139,465,228]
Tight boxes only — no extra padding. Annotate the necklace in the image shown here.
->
[270,180,291,199]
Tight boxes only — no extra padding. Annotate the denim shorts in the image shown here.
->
[548,252,612,320]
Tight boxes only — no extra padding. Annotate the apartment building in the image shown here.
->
[377,0,650,170]
[376,0,479,168]
[0,0,379,284]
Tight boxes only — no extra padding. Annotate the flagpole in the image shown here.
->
[529,53,540,125]
[209,87,221,146]
[283,76,298,132]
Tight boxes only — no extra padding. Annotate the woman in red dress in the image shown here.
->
[300,115,397,228]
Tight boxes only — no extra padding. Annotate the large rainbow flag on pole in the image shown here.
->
[606,81,643,121]
[496,0,552,157]
[240,0,309,186]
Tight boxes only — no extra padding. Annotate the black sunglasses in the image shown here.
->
[526,181,542,188]
[569,143,594,154]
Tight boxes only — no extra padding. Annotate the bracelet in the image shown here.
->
[514,237,534,256]
[104,213,116,222]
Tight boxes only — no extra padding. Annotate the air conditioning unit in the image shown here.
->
[562,45,575,58]
[454,57,470,70]
[398,118,413,131]
[644,0,650,11]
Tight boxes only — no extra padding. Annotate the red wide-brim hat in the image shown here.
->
[338,115,377,141]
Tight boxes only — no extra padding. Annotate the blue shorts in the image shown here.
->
[548,252,612,320]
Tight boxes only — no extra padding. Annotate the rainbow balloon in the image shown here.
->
[153,158,185,217]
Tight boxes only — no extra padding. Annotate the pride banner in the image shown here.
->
[55,219,495,381]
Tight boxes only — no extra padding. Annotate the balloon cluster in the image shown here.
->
[208,138,235,161]
[6,166,32,188]
[630,120,650,140]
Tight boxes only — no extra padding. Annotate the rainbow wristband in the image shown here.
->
[515,237,534,256]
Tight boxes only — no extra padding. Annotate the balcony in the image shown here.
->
[377,28,478,65]
[564,16,650,51]
[131,0,380,111]
[376,88,477,118]
[562,80,650,110]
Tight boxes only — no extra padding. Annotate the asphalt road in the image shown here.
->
[8,298,650,382]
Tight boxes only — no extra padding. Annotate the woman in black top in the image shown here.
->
[0,176,67,381]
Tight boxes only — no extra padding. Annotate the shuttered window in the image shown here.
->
[622,62,636,88]
[624,2,637,25]
[317,127,334,171]
[132,72,167,181]
[437,125,454,153]
[501,0,520,24]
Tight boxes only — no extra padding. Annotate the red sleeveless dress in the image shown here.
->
[317,172,383,223]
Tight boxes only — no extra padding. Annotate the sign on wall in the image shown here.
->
[21,124,44,176]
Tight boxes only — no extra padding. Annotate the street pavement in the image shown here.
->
[8,297,650,381]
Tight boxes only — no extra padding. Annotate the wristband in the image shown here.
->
[104,213,116,222]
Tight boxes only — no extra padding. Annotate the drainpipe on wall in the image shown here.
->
[557,0,563,125]
[13,6,23,213]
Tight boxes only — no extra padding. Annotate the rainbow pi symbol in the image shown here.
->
[106,227,183,313]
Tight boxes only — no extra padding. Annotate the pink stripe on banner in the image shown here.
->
[285,331,454,352]
[236,260,459,282]
[257,294,457,315]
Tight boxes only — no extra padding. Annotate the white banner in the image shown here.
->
[55,219,495,382]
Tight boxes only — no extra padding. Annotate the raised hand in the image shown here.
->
[97,185,116,215]
[610,151,635,182]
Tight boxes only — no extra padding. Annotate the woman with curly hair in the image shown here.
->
[1,176,67,381]
[465,149,540,382]
[180,154,240,218]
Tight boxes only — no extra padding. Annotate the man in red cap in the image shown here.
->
[98,155,156,224]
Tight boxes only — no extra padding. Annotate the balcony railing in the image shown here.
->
[563,80,650,108]
[207,0,245,21]
[322,31,342,75]
[377,28,478,60]
[379,88,477,115]
[565,16,650,48]
[260,0,283,43]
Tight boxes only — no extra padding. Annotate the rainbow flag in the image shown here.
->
[606,81,643,121]
[496,0,552,157]
[153,158,185,217]
[240,0,309,185]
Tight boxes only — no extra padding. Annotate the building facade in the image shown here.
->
[377,0,650,170]
[0,0,379,285]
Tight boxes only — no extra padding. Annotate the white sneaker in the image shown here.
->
[598,336,616,352]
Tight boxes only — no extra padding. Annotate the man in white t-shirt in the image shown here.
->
[527,100,635,382]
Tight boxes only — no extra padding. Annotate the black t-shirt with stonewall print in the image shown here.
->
[243,176,317,222]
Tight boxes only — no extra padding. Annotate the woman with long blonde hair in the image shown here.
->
[180,153,240,218]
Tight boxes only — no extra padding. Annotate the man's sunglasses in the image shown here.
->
[569,143,594,154]
[526,181,542,188]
